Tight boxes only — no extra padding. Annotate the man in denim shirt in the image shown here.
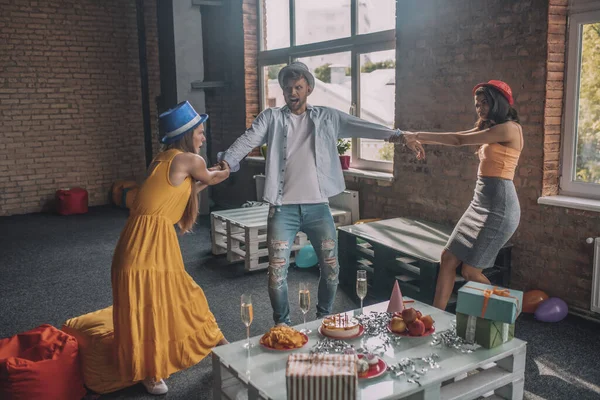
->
[218,62,424,325]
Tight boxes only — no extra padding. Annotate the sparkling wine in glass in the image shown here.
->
[241,294,254,348]
[356,270,367,313]
[299,282,311,334]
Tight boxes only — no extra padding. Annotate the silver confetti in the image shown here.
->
[310,338,354,354]
[430,324,478,353]
[388,354,441,385]
[355,311,392,336]
[354,311,403,353]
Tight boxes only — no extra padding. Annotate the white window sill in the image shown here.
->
[538,195,600,213]
[244,156,394,182]
[343,168,394,182]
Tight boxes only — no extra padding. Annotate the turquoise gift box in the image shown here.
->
[456,282,522,324]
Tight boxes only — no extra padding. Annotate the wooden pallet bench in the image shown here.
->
[211,205,352,272]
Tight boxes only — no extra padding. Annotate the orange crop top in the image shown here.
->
[477,143,521,180]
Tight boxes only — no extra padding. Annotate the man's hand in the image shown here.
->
[390,131,425,160]
[404,132,426,160]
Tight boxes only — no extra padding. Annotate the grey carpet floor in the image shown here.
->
[1,206,599,400]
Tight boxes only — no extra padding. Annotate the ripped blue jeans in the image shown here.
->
[267,203,339,325]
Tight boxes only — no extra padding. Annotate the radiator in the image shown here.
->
[589,237,600,313]
[329,189,360,224]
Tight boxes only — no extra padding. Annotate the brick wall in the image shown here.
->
[542,0,568,196]
[345,0,599,310]
[0,0,160,216]
[243,0,260,134]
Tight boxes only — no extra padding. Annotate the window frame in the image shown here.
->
[560,9,600,199]
[257,0,396,172]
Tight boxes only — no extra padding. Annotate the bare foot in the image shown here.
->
[217,337,229,346]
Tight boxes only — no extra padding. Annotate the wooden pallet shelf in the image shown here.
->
[338,218,512,309]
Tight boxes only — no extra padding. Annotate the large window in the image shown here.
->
[259,0,397,172]
[561,9,600,198]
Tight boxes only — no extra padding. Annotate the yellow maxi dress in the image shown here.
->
[111,149,224,382]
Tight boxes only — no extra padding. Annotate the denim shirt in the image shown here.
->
[218,104,402,205]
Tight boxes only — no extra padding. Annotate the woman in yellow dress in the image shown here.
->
[111,101,230,395]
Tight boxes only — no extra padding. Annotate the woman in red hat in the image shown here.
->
[402,80,523,310]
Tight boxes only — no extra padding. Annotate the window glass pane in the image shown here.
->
[262,64,287,109]
[295,0,351,45]
[574,22,600,184]
[358,0,395,34]
[358,49,395,162]
[296,52,352,114]
[263,0,290,50]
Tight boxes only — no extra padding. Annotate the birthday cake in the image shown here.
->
[321,313,360,339]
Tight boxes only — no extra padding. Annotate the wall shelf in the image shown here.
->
[191,0,223,6]
[190,80,226,90]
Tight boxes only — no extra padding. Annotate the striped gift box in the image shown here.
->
[286,354,358,400]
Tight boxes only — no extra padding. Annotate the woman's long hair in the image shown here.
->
[150,128,200,234]
[474,86,520,130]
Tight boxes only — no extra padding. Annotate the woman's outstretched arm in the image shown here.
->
[406,123,517,147]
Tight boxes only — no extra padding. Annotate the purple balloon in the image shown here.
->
[534,297,568,322]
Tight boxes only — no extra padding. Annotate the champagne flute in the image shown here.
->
[299,282,311,334]
[241,294,254,348]
[356,270,367,313]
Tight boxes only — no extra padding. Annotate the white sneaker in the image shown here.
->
[142,378,168,395]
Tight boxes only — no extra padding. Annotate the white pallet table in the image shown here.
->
[212,300,527,400]
[211,205,352,271]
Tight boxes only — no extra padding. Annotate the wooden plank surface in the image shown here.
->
[338,217,453,263]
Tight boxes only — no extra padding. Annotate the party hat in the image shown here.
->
[387,281,404,313]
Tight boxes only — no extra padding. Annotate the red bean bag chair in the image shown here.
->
[56,187,89,215]
[0,324,87,400]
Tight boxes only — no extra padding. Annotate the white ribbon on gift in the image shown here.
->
[502,322,509,343]
[466,317,510,346]
[465,315,477,344]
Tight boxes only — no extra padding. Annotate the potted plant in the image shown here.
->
[337,139,351,170]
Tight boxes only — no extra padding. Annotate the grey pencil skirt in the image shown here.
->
[445,176,521,269]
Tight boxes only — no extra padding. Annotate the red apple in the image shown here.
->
[408,319,425,336]
[401,308,418,323]
[416,310,423,319]
[421,315,434,330]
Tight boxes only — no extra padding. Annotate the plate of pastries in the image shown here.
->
[259,325,309,351]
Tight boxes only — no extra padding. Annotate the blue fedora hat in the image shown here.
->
[159,101,208,144]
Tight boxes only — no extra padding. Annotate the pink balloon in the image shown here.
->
[534,297,568,322]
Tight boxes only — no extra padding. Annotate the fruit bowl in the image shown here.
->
[387,323,435,337]
[388,307,435,337]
